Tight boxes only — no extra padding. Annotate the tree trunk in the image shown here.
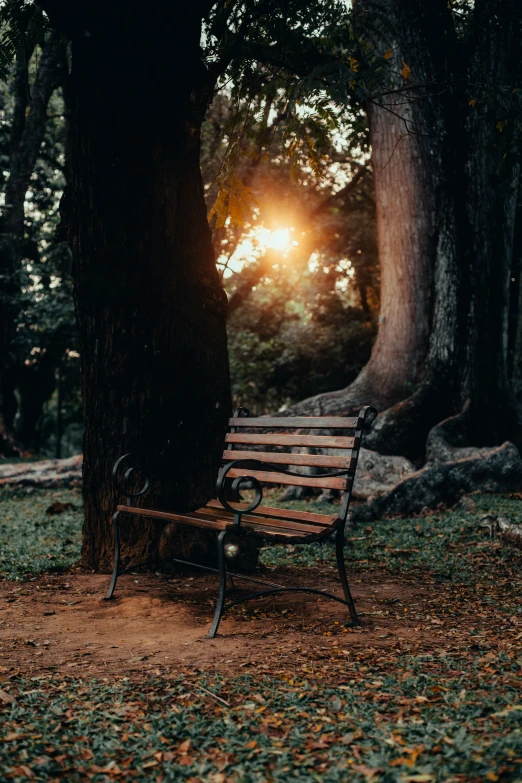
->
[462,0,522,445]
[283,0,444,420]
[287,0,522,467]
[42,1,231,570]
[0,29,67,453]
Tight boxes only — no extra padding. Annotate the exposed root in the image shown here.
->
[279,365,404,420]
[0,454,82,488]
[350,441,522,522]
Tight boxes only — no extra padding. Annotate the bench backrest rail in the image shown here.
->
[220,406,377,527]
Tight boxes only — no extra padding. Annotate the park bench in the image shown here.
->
[106,405,377,637]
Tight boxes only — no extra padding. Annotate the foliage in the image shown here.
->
[0,487,82,580]
[0,41,81,454]
[262,492,522,586]
[228,272,376,412]
[200,89,379,412]
[2,486,522,591]
[1,487,521,779]
[0,1,47,80]
[0,652,521,780]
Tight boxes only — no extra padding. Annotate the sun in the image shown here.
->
[266,228,292,252]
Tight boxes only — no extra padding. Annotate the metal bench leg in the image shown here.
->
[104,511,122,600]
[207,530,228,638]
[336,526,359,625]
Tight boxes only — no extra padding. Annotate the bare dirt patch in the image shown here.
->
[0,565,506,679]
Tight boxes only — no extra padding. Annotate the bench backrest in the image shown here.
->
[222,407,376,521]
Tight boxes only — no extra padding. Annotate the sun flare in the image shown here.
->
[266,228,292,251]
[218,224,298,278]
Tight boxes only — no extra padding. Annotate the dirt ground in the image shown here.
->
[2,563,513,680]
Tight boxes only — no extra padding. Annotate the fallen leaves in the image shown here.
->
[0,688,16,704]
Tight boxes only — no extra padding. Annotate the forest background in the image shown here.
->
[0,4,379,461]
[0,0,521,571]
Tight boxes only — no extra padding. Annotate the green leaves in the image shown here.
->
[0,1,47,82]
[0,487,82,580]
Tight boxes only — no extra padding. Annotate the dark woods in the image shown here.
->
[0,0,521,566]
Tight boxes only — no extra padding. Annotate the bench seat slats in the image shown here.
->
[116,505,232,531]
[229,416,359,429]
[196,508,328,536]
[222,449,352,469]
[117,504,329,538]
[200,504,336,533]
[205,499,336,526]
[226,467,350,490]
[226,432,357,449]
[241,521,329,539]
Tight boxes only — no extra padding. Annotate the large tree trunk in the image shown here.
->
[42,1,231,570]
[282,0,443,420]
[286,0,522,467]
[463,0,522,445]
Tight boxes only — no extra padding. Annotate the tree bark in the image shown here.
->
[41,1,231,570]
[352,441,522,522]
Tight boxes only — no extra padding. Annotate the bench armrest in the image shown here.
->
[216,459,265,525]
[112,453,151,504]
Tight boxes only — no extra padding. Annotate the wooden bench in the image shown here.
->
[105,405,377,637]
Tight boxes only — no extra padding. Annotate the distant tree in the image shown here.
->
[0,11,67,453]
[199,85,379,416]
[288,0,522,468]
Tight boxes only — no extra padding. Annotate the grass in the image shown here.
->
[0,488,83,580]
[262,492,522,588]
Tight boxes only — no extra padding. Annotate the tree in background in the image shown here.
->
[285,0,522,471]
[199,0,522,512]
[0,0,377,569]
[0,6,68,454]
[200,77,379,412]
[3,0,518,542]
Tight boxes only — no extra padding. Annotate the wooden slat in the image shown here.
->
[206,499,336,526]
[117,505,231,531]
[117,504,334,540]
[222,449,352,469]
[242,521,328,539]
[229,416,359,429]
[200,504,336,533]
[243,524,312,540]
[226,467,351,491]
[226,432,356,449]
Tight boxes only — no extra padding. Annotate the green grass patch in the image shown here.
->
[0,488,83,580]
[1,488,522,591]
[260,493,522,588]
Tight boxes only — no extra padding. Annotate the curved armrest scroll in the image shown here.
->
[112,453,151,501]
[216,459,264,522]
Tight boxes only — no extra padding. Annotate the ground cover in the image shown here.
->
[0,488,521,782]
[0,489,81,581]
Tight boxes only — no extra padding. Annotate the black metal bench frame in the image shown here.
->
[105,405,377,637]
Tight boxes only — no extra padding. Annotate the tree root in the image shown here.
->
[350,441,522,522]
[279,365,405,421]
[0,455,82,488]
